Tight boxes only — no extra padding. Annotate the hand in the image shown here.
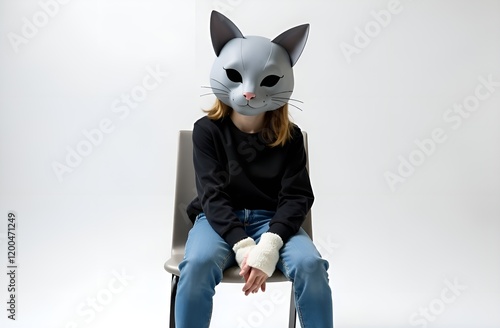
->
[240,255,267,295]
[245,232,283,277]
[232,237,256,269]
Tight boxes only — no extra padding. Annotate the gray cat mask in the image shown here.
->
[209,11,309,116]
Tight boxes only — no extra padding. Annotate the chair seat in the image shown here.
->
[164,255,184,276]
[164,257,291,283]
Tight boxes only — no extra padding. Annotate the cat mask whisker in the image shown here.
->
[200,92,230,97]
[270,90,294,96]
[210,78,230,91]
[201,86,229,94]
[272,99,303,111]
[272,96,304,103]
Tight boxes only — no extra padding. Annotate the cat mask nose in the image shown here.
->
[243,92,256,100]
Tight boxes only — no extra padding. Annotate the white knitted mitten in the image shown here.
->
[246,232,284,277]
[232,237,256,269]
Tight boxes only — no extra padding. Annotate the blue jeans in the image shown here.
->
[175,209,333,328]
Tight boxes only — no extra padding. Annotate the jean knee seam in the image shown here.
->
[281,257,308,328]
[281,258,306,327]
[279,258,292,281]
[295,289,306,328]
[217,251,233,272]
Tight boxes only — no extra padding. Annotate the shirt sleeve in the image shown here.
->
[192,120,249,247]
[267,127,315,243]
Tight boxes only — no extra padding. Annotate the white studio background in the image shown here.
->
[0,0,499,328]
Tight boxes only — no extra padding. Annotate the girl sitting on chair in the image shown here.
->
[176,10,334,328]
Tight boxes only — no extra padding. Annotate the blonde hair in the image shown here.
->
[205,99,294,147]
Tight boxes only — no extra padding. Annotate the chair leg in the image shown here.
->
[288,285,297,328]
[170,274,179,328]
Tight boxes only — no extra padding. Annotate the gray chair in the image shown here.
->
[164,130,312,328]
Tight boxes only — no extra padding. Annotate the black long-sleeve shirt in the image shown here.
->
[186,115,314,247]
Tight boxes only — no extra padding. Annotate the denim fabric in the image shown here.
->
[175,209,333,328]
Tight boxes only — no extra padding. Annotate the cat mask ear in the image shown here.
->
[210,10,310,66]
[210,10,244,56]
[272,24,310,67]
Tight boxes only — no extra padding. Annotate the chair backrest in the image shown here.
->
[170,130,312,257]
